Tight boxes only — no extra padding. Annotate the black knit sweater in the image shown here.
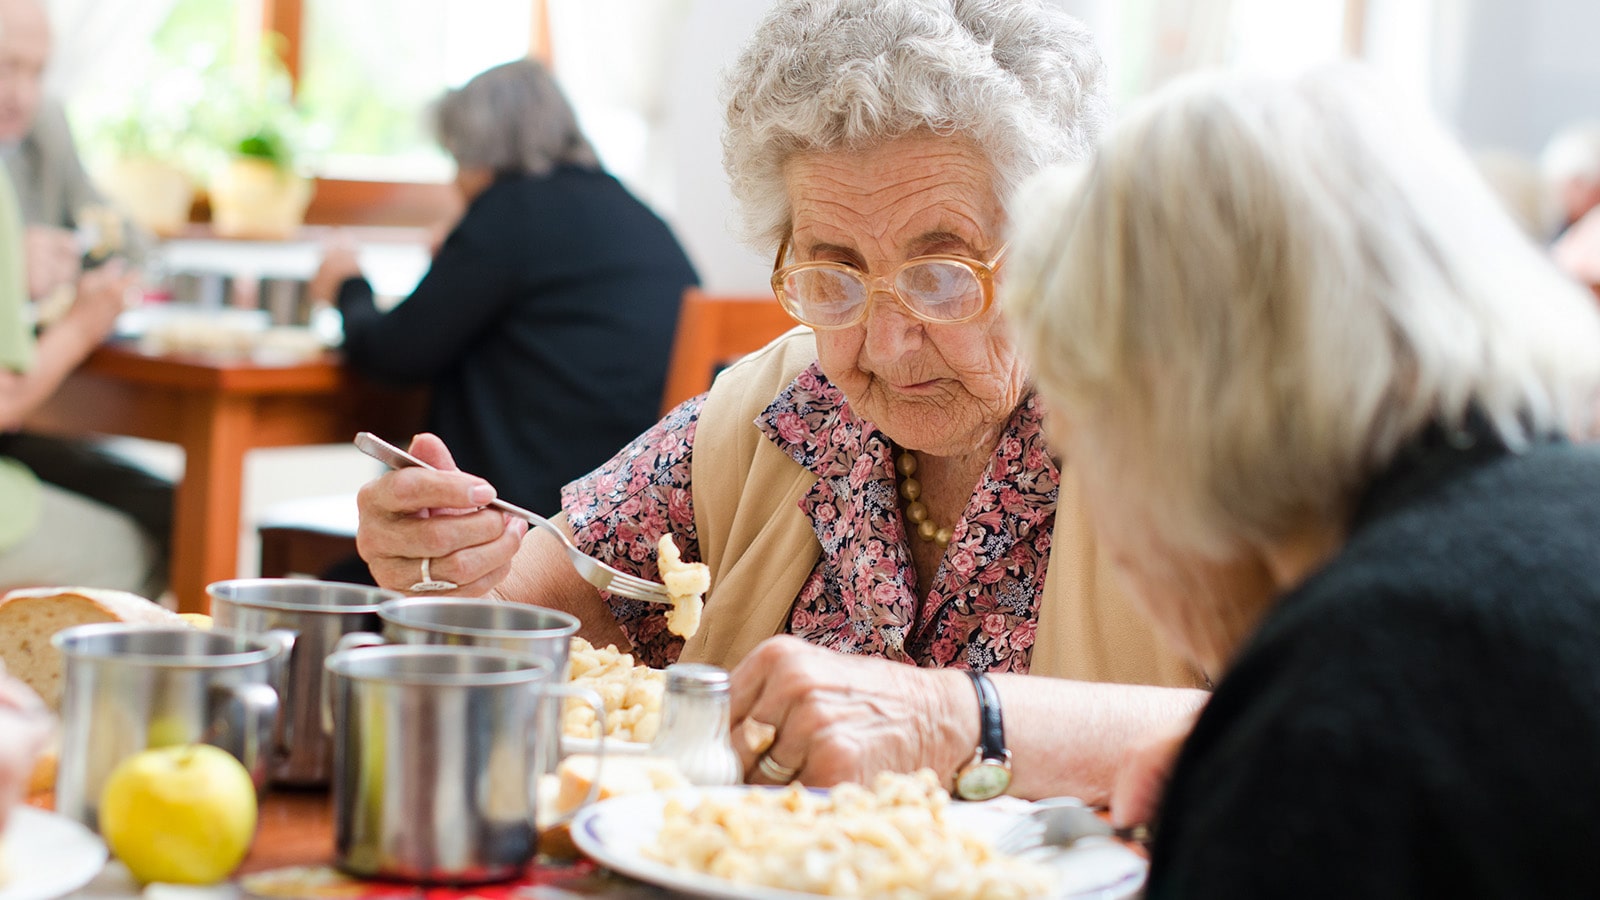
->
[1148,427,1600,898]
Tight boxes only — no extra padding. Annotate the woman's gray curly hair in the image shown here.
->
[435,59,599,178]
[722,0,1108,249]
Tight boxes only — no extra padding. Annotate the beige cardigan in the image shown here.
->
[674,330,1201,688]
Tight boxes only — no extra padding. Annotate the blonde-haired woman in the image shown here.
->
[1006,65,1600,896]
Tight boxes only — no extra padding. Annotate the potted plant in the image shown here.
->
[92,75,202,237]
[208,124,314,240]
[206,42,314,240]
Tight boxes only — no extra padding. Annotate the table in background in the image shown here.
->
[26,343,425,613]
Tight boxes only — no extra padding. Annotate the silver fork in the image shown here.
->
[992,798,1150,856]
[354,432,672,604]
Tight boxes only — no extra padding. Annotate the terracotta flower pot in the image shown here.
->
[209,157,314,240]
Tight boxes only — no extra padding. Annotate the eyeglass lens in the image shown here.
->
[781,260,985,327]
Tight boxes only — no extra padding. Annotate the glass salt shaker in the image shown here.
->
[650,663,743,786]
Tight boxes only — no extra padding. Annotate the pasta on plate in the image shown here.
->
[643,770,1054,899]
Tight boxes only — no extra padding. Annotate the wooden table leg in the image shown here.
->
[170,394,253,613]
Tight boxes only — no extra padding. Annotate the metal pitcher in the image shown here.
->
[208,578,401,786]
[322,644,605,884]
[53,623,287,830]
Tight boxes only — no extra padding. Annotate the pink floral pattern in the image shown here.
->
[560,363,1059,672]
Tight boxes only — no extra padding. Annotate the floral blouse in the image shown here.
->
[561,362,1060,673]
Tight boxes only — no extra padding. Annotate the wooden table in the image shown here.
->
[26,343,424,612]
[233,792,660,898]
[29,789,660,899]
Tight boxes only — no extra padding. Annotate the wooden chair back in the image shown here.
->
[660,288,800,415]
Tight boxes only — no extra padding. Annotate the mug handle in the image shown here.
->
[258,629,298,767]
[205,681,280,791]
[322,632,387,736]
[534,683,606,828]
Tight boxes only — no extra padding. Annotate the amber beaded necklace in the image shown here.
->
[895,448,953,548]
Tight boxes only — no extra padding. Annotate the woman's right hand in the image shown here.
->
[355,433,529,595]
[65,261,134,343]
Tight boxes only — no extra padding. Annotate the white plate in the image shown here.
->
[0,806,108,900]
[570,786,1145,900]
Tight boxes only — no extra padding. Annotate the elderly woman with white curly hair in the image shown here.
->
[1006,65,1600,895]
[355,0,1207,803]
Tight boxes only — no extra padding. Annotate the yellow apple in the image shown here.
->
[98,744,258,885]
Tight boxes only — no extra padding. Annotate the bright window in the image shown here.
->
[67,0,540,192]
[297,0,536,182]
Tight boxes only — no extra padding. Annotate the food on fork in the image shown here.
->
[646,770,1054,898]
[656,534,708,638]
[563,637,667,743]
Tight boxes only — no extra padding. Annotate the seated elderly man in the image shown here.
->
[0,0,167,597]
[0,0,146,297]
[356,0,1208,805]
[0,174,152,595]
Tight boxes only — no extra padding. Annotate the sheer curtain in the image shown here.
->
[42,0,179,101]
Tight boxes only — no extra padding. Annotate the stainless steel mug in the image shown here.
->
[53,623,287,830]
[322,645,605,884]
[208,578,402,786]
[373,597,579,674]
[345,598,582,779]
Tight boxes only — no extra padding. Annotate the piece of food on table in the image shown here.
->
[538,753,690,859]
[564,636,666,744]
[0,587,189,798]
[0,586,186,710]
[645,769,1056,898]
[178,613,214,630]
[554,753,689,814]
[656,534,708,638]
[0,666,52,884]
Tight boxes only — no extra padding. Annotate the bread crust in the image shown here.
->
[0,587,184,711]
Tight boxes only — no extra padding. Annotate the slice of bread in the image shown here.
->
[0,586,185,711]
[554,753,689,815]
[539,754,691,859]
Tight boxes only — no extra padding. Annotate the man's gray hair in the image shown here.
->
[722,0,1108,249]
[435,59,599,177]
[1005,65,1600,559]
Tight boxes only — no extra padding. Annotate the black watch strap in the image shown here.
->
[965,669,1006,760]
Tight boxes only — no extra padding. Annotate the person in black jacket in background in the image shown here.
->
[312,58,698,584]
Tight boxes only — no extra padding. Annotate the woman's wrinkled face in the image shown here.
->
[783,134,1025,458]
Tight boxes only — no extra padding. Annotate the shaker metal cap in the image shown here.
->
[665,662,730,693]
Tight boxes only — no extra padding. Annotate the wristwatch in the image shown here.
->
[953,668,1012,801]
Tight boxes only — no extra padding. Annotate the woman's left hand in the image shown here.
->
[309,234,363,303]
[729,636,971,787]
[1109,707,1200,829]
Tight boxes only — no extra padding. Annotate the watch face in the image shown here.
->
[956,761,1011,801]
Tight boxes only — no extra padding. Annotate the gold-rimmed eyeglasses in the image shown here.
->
[769,237,1008,330]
